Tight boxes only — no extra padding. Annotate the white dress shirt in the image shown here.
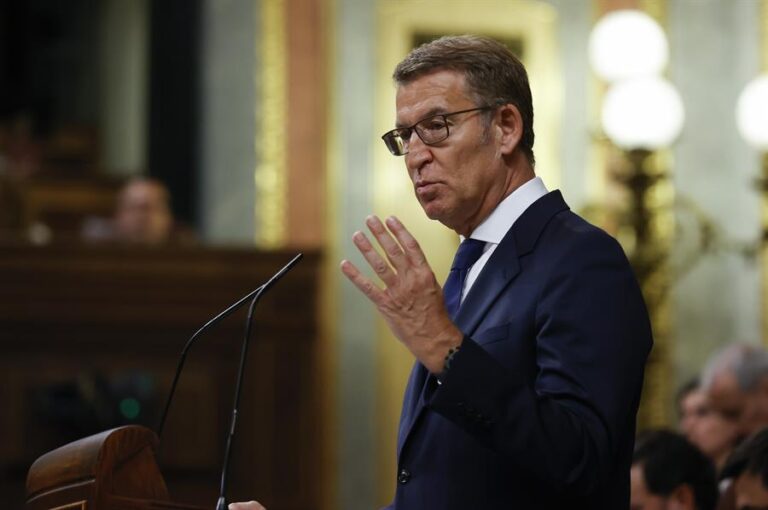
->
[460,176,548,303]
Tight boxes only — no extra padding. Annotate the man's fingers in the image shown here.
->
[229,502,266,510]
[385,216,428,267]
[366,215,408,271]
[340,259,386,306]
[352,229,397,286]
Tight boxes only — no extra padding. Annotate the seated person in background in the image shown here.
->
[720,428,768,510]
[631,430,718,510]
[678,378,741,472]
[703,343,768,438]
[82,177,192,245]
[113,177,172,244]
[0,172,52,244]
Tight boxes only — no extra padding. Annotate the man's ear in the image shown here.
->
[668,483,696,510]
[496,103,523,155]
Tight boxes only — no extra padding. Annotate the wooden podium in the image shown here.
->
[26,425,205,510]
[2,243,323,508]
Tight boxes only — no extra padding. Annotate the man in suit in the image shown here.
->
[231,34,651,510]
[338,34,652,510]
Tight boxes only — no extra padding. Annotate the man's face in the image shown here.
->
[115,181,172,244]
[679,388,740,462]
[734,472,768,510]
[708,371,761,437]
[395,69,509,235]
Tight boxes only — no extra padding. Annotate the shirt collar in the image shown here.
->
[462,176,548,244]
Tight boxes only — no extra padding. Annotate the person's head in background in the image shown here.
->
[678,377,741,472]
[702,343,768,438]
[631,430,718,510]
[114,177,173,244]
[721,428,768,510]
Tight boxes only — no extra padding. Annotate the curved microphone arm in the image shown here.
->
[215,252,303,510]
[156,252,303,442]
[156,283,266,440]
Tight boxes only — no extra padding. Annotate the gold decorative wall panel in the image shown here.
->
[255,0,287,247]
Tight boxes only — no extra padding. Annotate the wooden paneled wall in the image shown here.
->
[0,243,322,510]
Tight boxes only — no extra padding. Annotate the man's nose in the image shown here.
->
[405,131,432,170]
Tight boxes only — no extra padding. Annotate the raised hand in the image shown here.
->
[340,215,462,374]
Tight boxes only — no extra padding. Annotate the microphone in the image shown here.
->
[156,253,303,441]
[215,252,303,510]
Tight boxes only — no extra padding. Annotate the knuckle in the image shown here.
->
[387,246,401,258]
[417,271,435,286]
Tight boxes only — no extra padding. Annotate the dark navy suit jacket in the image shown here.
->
[386,191,652,509]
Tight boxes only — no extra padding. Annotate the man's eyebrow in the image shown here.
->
[395,107,448,128]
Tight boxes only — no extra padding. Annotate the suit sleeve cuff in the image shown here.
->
[426,336,523,432]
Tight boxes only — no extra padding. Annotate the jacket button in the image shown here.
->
[397,468,411,485]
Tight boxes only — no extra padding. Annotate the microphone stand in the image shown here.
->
[157,253,303,441]
[157,284,265,440]
[215,253,303,510]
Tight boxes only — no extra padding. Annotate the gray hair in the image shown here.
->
[393,35,535,167]
[701,343,768,392]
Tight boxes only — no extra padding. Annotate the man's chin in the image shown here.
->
[419,200,443,220]
[421,204,457,229]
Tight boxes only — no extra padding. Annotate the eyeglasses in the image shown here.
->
[381,106,495,156]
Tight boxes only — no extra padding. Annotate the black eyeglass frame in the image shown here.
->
[381,105,496,156]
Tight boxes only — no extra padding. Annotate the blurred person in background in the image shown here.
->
[703,344,768,438]
[82,177,193,245]
[678,378,741,472]
[0,113,42,179]
[113,177,173,244]
[631,430,718,510]
[720,428,768,510]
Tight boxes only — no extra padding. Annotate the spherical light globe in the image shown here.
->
[602,76,685,150]
[736,74,768,151]
[589,10,669,82]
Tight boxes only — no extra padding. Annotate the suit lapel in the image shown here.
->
[454,243,519,336]
[395,190,570,462]
[456,190,569,335]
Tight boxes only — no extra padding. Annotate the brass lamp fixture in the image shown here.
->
[736,73,768,342]
[589,9,685,427]
[737,73,768,203]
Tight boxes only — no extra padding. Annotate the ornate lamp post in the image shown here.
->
[589,9,685,427]
[737,73,768,342]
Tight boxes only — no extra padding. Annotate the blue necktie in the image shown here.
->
[443,238,486,319]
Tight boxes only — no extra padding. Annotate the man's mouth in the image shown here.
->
[415,181,441,199]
